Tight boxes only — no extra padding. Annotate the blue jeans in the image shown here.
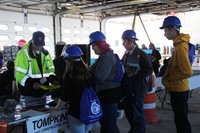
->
[124,94,146,133]
[170,91,192,133]
[99,104,119,133]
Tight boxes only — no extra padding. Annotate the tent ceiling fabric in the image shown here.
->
[0,0,200,19]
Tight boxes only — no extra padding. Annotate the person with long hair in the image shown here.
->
[49,45,94,133]
[149,43,161,77]
[89,31,121,133]
[53,43,71,98]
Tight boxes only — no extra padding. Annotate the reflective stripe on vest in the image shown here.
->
[15,67,27,74]
[49,66,54,69]
[16,49,52,86]
[49,72,55,76]
[21,75,29,86]
[24,49,32,76]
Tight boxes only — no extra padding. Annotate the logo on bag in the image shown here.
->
[91,101,101,115]
[80,87,103,124]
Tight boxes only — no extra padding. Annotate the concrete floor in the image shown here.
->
[91,88,200,133]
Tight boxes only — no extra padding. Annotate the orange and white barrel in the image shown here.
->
[0,122,7,133]
[143,75,159,124]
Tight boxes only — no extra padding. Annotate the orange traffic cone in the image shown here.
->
[144,75,159,124]
[0,122,7,133]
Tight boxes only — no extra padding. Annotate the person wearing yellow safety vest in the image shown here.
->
[15,31,59,102]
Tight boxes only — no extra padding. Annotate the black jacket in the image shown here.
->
[53,56,66,85]
[152,49,161,68]
[60,75,94,119]
[0,68,14,96]
[122,46,153,95]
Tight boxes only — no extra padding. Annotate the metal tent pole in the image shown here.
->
[138,14,152,43]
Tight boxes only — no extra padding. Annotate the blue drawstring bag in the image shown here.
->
[80,87,103,124]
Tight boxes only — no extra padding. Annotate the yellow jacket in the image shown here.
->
[162,33,193,92]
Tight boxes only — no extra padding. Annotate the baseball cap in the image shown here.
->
[32,31,45,46]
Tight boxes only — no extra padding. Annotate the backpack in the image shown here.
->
[113,54,125,83]
[80,87,103,124]
[188,43,196,65]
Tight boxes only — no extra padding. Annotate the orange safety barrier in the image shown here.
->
[0,122,7,133]
[144,75,159,124]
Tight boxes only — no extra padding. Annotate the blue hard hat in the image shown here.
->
[160,16,182,29]
[89,31,106,44]
[63,45,83,59]
[121,30,138,40]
